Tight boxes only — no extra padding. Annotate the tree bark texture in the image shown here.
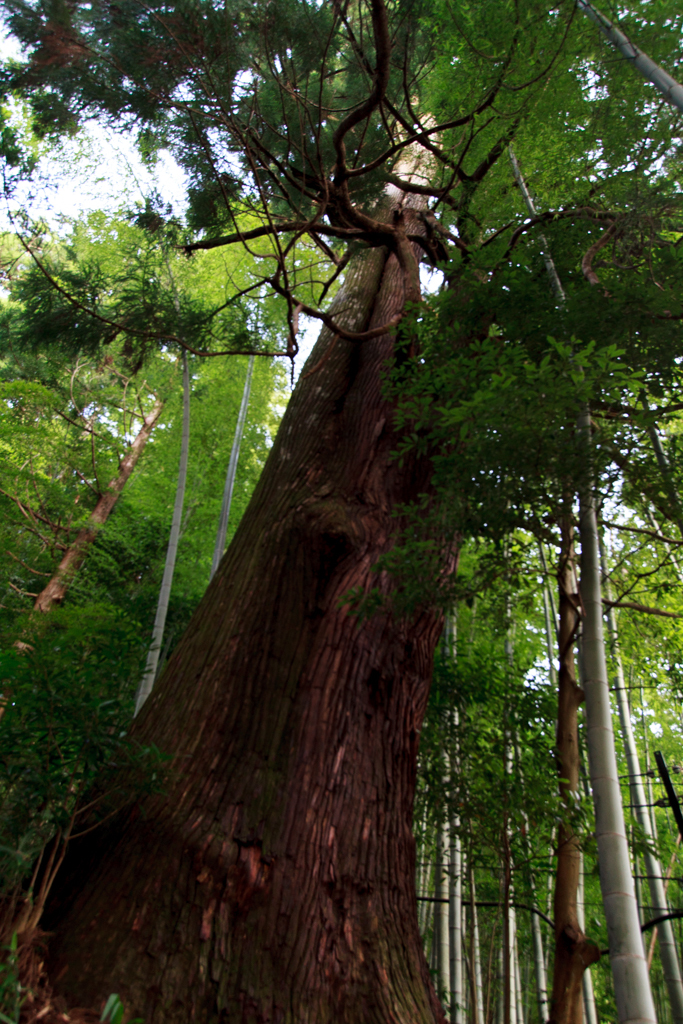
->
[33,398,164,613]
[550,518,600,1024]
[42,206,452,1024]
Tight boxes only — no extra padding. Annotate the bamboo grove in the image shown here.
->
[0,0,682,1022]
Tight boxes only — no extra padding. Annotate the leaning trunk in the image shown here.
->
[550,517,600,1024]
[42,214,450,1024]
[575,0,683,114]
[33,398,164,613]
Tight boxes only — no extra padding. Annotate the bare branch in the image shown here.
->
[582,222,618,286]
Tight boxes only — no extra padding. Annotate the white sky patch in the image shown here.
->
[2,117,189,232]
[421,265,444,294]
[292,314,321,382]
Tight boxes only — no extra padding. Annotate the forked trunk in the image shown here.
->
[33,398,164,613]
[549,518,600,1024]
[42,212,451,1024]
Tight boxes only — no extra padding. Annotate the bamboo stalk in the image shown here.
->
[436,822,452,1001]
[513,913,524,1024]
[511,140,655,1024]
[135,352,190,715]
[578,410,657,1024]
[601,538,683,1024]
[210,354,255,580]
[471,867,485,1024]
[648,836,682,970]
[450,784,463,1023]
[576,0,683,114]
[577,851,599,1024]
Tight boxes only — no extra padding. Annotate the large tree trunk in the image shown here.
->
[42,212,451,1024]
[549,518,600,1024]
[33,397,164,613]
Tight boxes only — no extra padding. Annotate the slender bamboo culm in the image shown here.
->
[135,353,191,715]
[601,539,683,1024]
[578,417,657,1024]
[578,851,600,1024]
[511,142,657,1024]
[210,354,255,581]
[575,0,683,114]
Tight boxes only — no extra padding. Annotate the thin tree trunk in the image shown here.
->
[503,787,513,1024]
[530,894,549,1024]
[487,911,500,1024]
[471,869,485,1024]
[600,541,683,1024]
[42,208,450,1024]
[464,888,471,1024]
[550,517,600,1024]
[513,920,524,1024]
[577,405,657,1024]
[443,612,461,1024]
[509,900,518,1024]
[508,148,566,307]
[516,731,550,1024]
[648,837,682,971]
[135,353,190,715]
[33,397,164,613]
[575,0,683,113]
[450,825,463,1024]
[631,828,643,928]
[539,544,558,688]
[577,852,599,1024]
[498,933,506,1024]
[418,815,431,936]
[639,682,658,845]
[437,821,452,1004]
[210,354,255,581]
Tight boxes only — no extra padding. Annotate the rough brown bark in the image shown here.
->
[549,518,600,1024]
[42,207,451,1024]
[33,398,164,613]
